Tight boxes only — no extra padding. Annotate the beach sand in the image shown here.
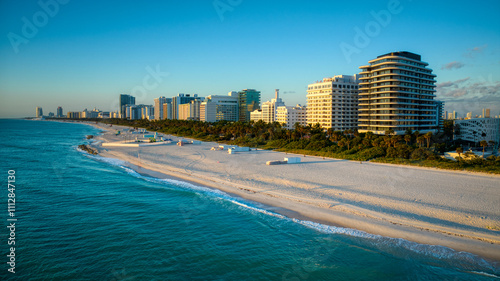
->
[89,123,500,261]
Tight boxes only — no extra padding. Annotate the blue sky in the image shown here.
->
[0,0,499,118]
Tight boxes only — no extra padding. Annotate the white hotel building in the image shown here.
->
[251,89,285,123]
[276,104,307,129]
[200,92,239,122]
[306,75,359,131]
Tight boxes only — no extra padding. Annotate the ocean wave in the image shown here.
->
[91,154,499,274]
[294,219,497,272]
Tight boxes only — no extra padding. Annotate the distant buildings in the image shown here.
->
[276,104,307,129]
[435,101,444,130]
[261,89,285,123]
[124,104,153,120]
[483,108,491,118]
[178,100,202,121]
[447,111,457,120]
[306,75,359,131]
[454,118,500,145]
[36,107,43,118]
[57,106,63,118]
[67,112,80,119]
[200,92,239,122]
[162,102,173,120]
[81,108,101,119]
[154,97,170,120]
[120,94,136,118]
[172,94,202,120]
[239,89,261,122]
[358,51,438,135]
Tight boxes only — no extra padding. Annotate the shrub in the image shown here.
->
[358,147,386,160]
[410,148,428,160]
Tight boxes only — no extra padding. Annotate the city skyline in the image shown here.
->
[1,0,499,118]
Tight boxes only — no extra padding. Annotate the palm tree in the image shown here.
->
[345,139,351,150]
[330,131,341,143]
[480,140,488,158]
[424,132,433,148]
[338,139,346,149]
[365,131,374,140]
[489,140,496,150]
[416,136,424,148]
[456,147,463,162]
[404,134,411,145]
[390,135,400,148]
[326,128,334,139]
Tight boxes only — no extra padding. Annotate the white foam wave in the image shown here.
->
[90,154,499,273]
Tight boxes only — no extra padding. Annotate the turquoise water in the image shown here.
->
[0,119,499,280]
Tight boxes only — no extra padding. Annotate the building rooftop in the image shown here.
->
[377,51,421,61]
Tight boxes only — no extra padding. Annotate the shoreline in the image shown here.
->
[84,121,500,263]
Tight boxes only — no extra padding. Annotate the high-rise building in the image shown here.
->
[238,89,261,122]
[163,103,173,120]
[141,105,154,120]
[306,75,359,130]
[172,94,201,119]
[259,89,285,124]
[483,108,491,118]
[276,104,307,129]
[124,104,152,120]
[466,112,472,119]
[67,112,80,119]
[56,106,63,118]
[178,104,191,120]
[435,100,444,130]
[36,107,43,118]
[358,51,437,135]
[200,92,239,122]
[120,94,135,118]
[154,97,171,120]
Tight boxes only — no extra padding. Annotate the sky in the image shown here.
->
[0,0,499,118]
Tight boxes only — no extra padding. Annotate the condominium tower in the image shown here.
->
[306,75,359,130]
[172,94,201,120]
[36,106,43,118]
[119,94,136,119]
[239,89,261,122]
[154,97,171,120]
[358,51,437,134]
[56,106,63,118]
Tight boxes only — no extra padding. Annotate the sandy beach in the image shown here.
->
[89,122,500,262]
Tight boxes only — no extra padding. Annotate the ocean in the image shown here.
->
[0,119,498,280]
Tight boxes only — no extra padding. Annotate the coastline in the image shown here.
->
[86,121,500,263]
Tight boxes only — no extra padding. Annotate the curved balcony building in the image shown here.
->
[358,51,437,135]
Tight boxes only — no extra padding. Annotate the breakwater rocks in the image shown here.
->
[78,144,98,155]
